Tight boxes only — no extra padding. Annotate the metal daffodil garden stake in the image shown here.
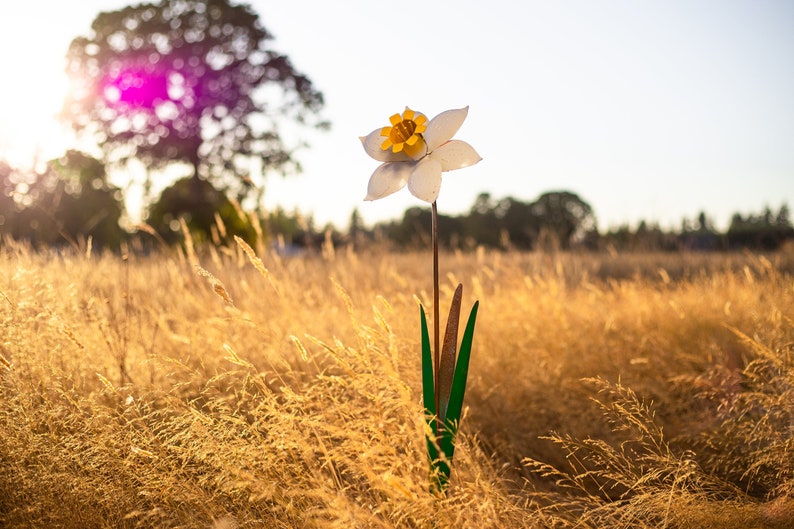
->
[361,106,482,493]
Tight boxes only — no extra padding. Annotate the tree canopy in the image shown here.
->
[530,191,597,249]
[61,0,326,202]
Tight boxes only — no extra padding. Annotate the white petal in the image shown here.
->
[432,140,482,171]
[407,157,443,203]
[360,129,412,162]
[365,162,414,201]
[424,106,469,152]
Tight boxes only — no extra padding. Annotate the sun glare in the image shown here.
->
[0,25,72,169]
[0,72,71,169]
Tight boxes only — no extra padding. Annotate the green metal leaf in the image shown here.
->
[438,284,463,425]
[419,305,439,467]
[420,305,435,418]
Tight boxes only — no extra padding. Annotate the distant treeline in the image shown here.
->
[1,154,791,253]
[602,208,794,253]
[355,194,793,253]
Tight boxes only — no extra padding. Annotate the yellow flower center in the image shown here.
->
[380,108,427,158]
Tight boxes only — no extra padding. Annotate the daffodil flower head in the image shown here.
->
[361,106,482,203]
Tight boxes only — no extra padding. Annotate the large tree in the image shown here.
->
[530,191,597,249]
[62,0,326,203]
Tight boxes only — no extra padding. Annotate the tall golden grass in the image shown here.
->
[1,236,792,528]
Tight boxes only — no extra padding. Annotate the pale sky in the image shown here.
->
[1,0,792,231]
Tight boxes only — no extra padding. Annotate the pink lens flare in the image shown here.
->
[102,68,169,108]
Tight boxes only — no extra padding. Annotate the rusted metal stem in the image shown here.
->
[432,201,440,441]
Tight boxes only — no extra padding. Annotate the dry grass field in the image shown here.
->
[1,237,793,528]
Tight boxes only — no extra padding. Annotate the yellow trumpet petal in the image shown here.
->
[403,138,427,160]
[376,108,428,155]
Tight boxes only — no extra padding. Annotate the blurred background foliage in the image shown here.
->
[2,153,792,253]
